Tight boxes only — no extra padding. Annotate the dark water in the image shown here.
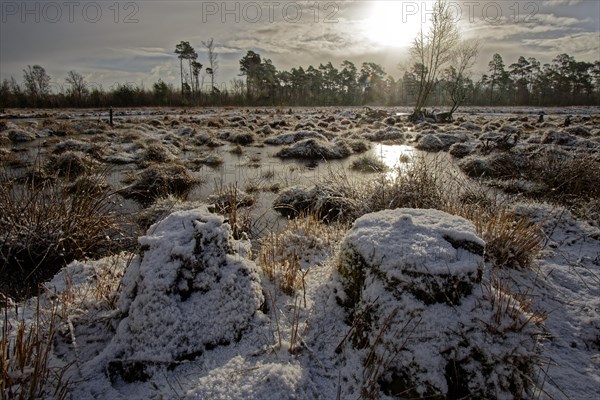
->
[5,129,421,237]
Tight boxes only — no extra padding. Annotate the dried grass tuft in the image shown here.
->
[1,298,69,399]
[469,208,544,270]
[0,169,124,299]
[208,183,255,240]
[484,272,547,334]
[350,154,388,173]
[530,148,600,200]
[259,213,342,295]
[279,155,544,271]
[122,163,199,205]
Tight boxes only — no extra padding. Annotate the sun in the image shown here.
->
[363,1,433,48]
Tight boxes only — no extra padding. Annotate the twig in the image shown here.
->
[67,315,82,376]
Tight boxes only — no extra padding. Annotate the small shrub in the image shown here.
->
[350,154,388,173]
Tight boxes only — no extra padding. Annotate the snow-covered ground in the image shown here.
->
[1,107,599,399]
[5,203,597,399]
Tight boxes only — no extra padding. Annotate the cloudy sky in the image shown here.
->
[1,0,598,91]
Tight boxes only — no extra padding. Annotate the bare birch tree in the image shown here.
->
[444,40,479,118]
[410,0,459,120]
[65,70,88,105]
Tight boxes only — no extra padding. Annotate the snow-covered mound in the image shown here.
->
[337,208,484,308]
[448,142,475,158]
[364,126,405,142]
[273,184,364,222]
[107,207,264,380]
[7,128,36,142]
[333,208,541,398]
[276,138,353,160]
[264,130,329,145]
[415,132,469,152]
[121,163,199,204]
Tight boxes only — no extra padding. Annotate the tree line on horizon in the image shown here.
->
[2,0,599,112]
[2,51,598,110]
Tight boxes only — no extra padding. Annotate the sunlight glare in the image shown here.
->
[373,143,415,179]
[363,1,433,48]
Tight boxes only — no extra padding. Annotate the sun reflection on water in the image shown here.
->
[372,143,415,179]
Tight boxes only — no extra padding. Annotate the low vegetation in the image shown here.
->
[0,169,125,299]
[208,183,255,239]
[459,145,600,223]
[0,104,595,399]
[530,147,600,201]
[258,213,343,295]
[1,298,69,400]
[276,155,544,271]
[121,163,199,205]
[350,154,388,173]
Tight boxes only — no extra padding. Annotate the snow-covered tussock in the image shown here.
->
[459,121,482,132]
[264,130,328,145]
[107,207,263,375]
[337,209,484,308]
[275,137,353,160]
[364,126,404,142]
[334,208,541,398]
[415,132,468,152]
[7,128,36,142]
